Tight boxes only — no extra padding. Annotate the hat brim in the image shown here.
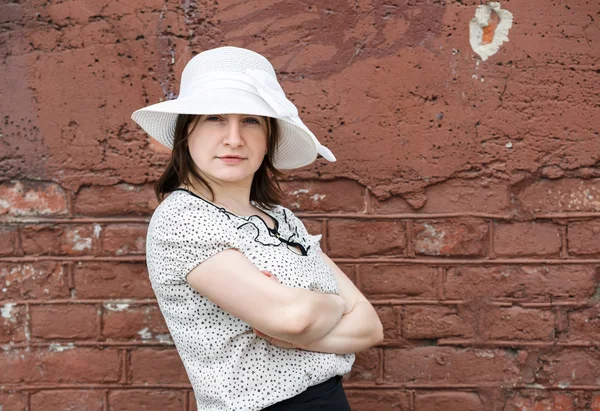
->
[131,89,318,169]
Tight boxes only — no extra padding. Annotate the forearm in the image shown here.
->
[297,301,384,355]
[268,289,346,346]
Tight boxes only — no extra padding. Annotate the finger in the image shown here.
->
[271,339,296,349]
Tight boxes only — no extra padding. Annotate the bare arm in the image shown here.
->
[297,301,383,354]
[186,249,346,342]
[301,250,383,352]
[254,250,384,352]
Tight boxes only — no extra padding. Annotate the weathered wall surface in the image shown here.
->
[1,0,599,410]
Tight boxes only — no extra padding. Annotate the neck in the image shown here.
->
[184,174,253,212]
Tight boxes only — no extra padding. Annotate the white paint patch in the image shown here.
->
[1,303,15,319]
[475,350,495,358]
[469,2,513,61]
[93,224,102,238]
[156,334,173,344]
[310,194,326,202]
[48,342,75,352]
[505,141,513,148]
[71,229,92,251]
[104,303,130,312]
[138,327,152,340]
[291,189,309,196]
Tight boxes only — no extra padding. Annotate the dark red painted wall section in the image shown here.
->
[1,0,599,410]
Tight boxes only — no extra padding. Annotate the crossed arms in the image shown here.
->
[186,248,384,355]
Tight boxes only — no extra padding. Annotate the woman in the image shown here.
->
[131,46,383,410]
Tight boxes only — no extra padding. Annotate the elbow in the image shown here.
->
[280,301,313,336]
[372,319,385,346]
[375,326,384,345]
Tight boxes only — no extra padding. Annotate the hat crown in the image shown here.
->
[180,46,277,92]
[131,46,337,168]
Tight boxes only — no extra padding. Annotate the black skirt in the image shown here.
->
[262,375,351,410]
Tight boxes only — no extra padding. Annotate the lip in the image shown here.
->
[218,156,246,164]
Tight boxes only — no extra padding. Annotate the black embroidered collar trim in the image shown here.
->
[173,188,310,256]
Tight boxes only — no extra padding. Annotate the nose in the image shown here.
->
[223,117,243,148]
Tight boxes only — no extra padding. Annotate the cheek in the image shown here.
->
[187,138,213,168]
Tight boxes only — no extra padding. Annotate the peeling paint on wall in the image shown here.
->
[1,303,15,320]
[469,2,513,61]
[104,303,130,312]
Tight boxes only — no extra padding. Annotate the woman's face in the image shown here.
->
[187,113,269,185]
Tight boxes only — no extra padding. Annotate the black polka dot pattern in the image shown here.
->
[146,189,355,410]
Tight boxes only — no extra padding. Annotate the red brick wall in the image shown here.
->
[1,0,599,410]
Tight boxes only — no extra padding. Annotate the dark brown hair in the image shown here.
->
[154,114,285,209]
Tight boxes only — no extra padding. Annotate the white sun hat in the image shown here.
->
[131,46,336,169]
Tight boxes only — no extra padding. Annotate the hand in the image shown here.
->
[252,270,299,349]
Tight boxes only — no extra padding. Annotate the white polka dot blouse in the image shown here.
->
[145,188,355,410]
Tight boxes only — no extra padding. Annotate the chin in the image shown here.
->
[212,169,256,183]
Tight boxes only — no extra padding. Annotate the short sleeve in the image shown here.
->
[279,206,324,254]
[146,198,240,285]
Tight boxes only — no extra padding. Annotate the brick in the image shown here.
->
[74,262,153,299]
[30,389,105,411]
[567,221,600,255]
[0,391,26,411]
[280,179,366,212]
[0,303,27,343]
[337,264,355,284]
[375,306,400,340]
[346,390,411,411]
[30,305,99,340]
[20,224,96,255]
[73,184,158,216]
[517,179,600,213]
[494,222,562,257]
[421,178,511,214]
[300,218,323,235]
[0,262,69,300]
[347,348,380,383]
[481,307,554,341]
[415,392,484,411]
[45,2,100,25]
[0,4,23,24]
[370,194,416,214]
[0,181,68,216]
[384,347,530,384]
[375,178,511,215]
[0,225,18,256]
[592,394,600,411]
[413,219,488,257]
[360,264,437,298]
[536,350,600,385]
[504,392,575,411]
[101,223,147,255]
[190,391,198,411]
[102,304,169,341]
[0,347,120,383]
[109,390,184,411]
[444,265,597,302]
[298,218,326,249]
[565,307,600,343]
[402,305,474,340]
[328,220,406,258]
[130,348,189,384]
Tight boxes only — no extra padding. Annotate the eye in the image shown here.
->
[243,117,261,125]
[205,115,221,121]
